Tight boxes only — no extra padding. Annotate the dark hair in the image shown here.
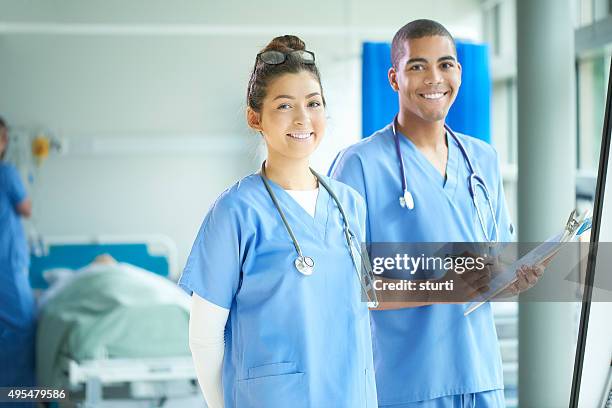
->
[0,115,6,160]
[247,35,325,112]
[391,19,456,68]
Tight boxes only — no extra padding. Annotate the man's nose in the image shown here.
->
[424,68,443,85]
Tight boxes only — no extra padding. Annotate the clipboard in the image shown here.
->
[464,210,592,316]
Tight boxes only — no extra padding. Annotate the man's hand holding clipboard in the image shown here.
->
[464,210,593,316]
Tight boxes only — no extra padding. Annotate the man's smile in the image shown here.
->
[419,91,450,100]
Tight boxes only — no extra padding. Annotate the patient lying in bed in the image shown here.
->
[38,254,120,308]
[36,255,191,388]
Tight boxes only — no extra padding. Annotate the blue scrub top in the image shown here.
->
[330,124,514,405]
[0,163,36,389]
[179,173,377,408]
[0,163,29,271]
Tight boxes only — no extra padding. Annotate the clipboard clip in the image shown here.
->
[561,210,580,241]
[561,209,591,242]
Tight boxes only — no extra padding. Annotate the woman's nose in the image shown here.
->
[293,108,309,126]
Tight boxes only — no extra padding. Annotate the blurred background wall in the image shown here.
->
[0,0,482,268]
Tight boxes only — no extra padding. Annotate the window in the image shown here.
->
[577,50,612,172]
[577,0,612,26]
[484,3,502,56]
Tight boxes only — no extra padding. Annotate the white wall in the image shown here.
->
[0,0,483,271]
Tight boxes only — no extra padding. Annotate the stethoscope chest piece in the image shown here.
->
[399,190,415,210]
[295,256,315,276]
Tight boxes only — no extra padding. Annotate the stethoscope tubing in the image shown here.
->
[259,161,358,265]
[259,161,378,306]
[393,116,477,195]
[392,116,499,243]
[260,164,306,259]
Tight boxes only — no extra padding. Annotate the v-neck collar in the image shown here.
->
[260,176,330,239]
[397,128,460,198]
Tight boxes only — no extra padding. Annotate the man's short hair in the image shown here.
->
[391,19,456,68]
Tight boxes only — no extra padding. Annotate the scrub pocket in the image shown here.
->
[236,362,306,408]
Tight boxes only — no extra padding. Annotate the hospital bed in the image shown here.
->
[31,235,201,408]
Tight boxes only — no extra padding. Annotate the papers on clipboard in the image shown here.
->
[464,210,593,316]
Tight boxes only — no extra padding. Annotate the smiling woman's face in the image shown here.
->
[390,35,462,124]
[249,71,326,162]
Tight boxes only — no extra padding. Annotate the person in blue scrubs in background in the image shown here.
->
[0,115,37,397]
[179,35,377,408]
[330,20,542,407]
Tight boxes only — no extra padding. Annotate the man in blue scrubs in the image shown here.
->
[331,20,512,407]
[0,116,36,394]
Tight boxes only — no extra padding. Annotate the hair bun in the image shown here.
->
[248,34,324,113]
[264,35,306,52]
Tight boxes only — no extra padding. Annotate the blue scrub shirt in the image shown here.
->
[0,163,36,389]
[179,173,377,408]
[330,124,514,405]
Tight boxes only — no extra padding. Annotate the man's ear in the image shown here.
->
[388,67,399,92]
[246,107,262,132]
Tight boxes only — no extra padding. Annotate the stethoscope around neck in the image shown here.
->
[391,116,500,244]
[259,161,378,307]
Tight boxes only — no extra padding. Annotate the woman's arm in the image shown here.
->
[189,293,229,408]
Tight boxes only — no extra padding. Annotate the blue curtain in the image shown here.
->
[362,41,491,143]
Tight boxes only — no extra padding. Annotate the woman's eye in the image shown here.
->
[308,101,322,108]
[277,103,291,110]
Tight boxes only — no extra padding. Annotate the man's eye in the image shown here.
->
[441,62,454,69]
[409,65,424,71]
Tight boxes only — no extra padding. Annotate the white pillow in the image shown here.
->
[42,268,75,286]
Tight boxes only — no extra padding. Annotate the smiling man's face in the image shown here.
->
[389,35,462,124]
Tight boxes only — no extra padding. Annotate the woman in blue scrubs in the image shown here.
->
[179,36,377,408]
[0,116,36,392]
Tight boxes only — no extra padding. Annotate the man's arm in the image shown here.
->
[370,267,491,310]
[7,165,31,218]
[16,198,32,218]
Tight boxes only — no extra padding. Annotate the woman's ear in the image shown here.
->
[246,107,263,132]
